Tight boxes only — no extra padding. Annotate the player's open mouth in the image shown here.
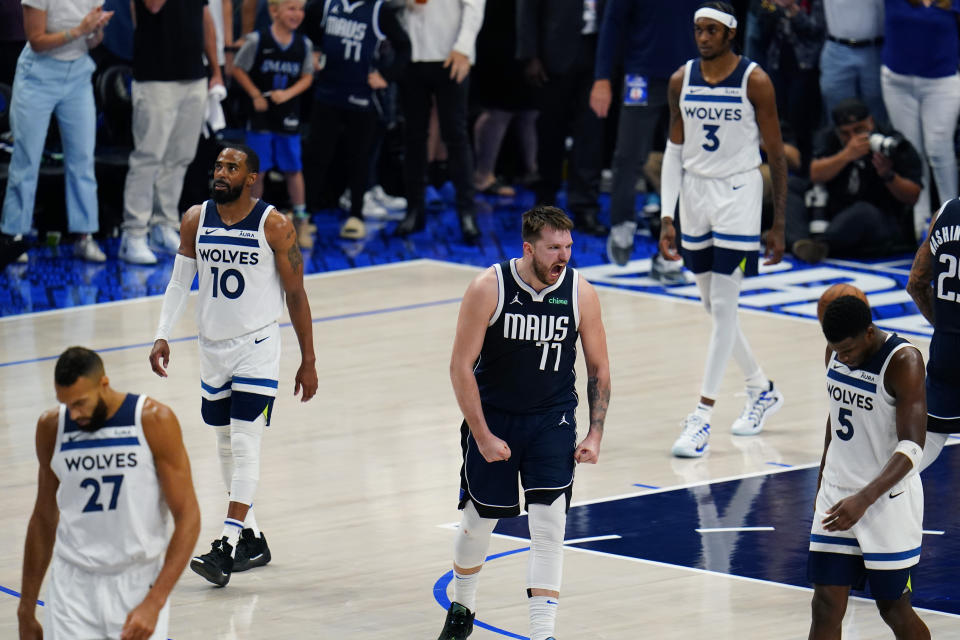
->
[551,264,564,278]
[213,181,229,190]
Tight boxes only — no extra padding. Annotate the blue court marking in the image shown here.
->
[432,547,532,640]
[766,461,793,468]
[632,483,661,489]
[0,297,462,369]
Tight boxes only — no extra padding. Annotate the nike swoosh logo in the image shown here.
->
[204,229,218,235]
[546,600,558,605]
[831,362,845,370]
[889,490,904,499]
[254,337,269,344]
[732,184,745,190]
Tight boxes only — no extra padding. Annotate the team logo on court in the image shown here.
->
[510,293,523,306]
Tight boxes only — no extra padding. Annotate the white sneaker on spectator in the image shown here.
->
[150,225,180,254]
[361,191,389,219]
[339,189,352,211]
[74,235,106,263]
[671,413,710,458]
[15,235,28,262]
[370,184,407,211]
[119,234,158,265]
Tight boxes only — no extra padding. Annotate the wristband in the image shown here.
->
[893,439,922,471]
[63,29,75,43]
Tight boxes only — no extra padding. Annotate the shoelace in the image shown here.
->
[681,416,709,442]
[739,391,772,423]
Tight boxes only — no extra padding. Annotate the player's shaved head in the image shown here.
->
[55,346,105,387]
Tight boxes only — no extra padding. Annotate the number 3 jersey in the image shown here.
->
[474,259,580,415]
[50,394,169,572]
[195,199,284,342]
[679,56,761,179]
[823,334,917,489]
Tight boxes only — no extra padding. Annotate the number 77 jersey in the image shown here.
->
[680,56,761,179]
[822,335,918,489]
[474,259,581,415]
[195,199,285,342]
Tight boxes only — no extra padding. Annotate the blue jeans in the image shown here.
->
[819,40,887,126]
[1,47,98,236]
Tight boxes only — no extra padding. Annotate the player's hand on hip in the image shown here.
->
[294,361,318,402]
[149,340,170,377]
[822,492,869,531]
[763,224,785,265]
[120,598,160,640]
[658,220,681,261]
[476,432,511,463]
[574,431,602,464]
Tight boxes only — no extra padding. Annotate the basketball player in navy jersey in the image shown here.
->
[907,197,960,470]
[149,144,318,586]
[660,2,788,458]
[436,206,611,640]
[808,297,929,639]
[19,347,200,640]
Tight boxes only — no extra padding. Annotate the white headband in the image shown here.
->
[694,7,738,29]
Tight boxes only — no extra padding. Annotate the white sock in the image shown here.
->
[244,506,261,537]
[453,570,480,612]
[528,595,558,640]
[694,402,713,422]
[221,518,243,556]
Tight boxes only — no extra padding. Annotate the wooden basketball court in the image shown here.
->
[1,259,955,639]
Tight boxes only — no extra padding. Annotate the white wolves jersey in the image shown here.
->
[822,334,918,489]
[50,394,169,572]
[680,56,761,178]
[195,199,285,341]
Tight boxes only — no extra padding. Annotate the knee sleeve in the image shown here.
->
[453,501,498,570]
[694,272,713,314]
[229,416,264,505]
[213,425,234,492]
[527,496,566,593]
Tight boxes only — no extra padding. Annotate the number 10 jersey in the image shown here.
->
[195,199,284,342]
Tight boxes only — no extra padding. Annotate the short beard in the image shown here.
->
[212,182,244,204]
[532,255,561,284]
[77,398,109,433]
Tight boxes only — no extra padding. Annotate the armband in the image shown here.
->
[660,140,683,221]
[154,254,198,342]
[893,439,922,471]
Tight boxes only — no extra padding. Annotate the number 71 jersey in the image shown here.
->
[822,335,917,489]
[680,56,761,179]
[474,259,581,415]
[50,394,170,572]
[195,199,284,342]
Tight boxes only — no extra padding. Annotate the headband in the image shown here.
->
[694,7,738,29]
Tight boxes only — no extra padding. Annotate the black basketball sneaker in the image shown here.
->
[437,602,475,640]
[233,529,271,572]
[190,537,234,587]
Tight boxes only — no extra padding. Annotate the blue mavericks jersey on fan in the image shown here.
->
[316,0,385,110]
[247,27,310,133]
[823,334,915,489]
[49,394,169,572]
[475,259,580,414]
[680,56,761,178]
[194,199,284,341]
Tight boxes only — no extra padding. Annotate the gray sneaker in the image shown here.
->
[74,235,106,263]
[606,221,637,266]
[650,253,686,285]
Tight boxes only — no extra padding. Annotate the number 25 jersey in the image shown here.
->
[474,259,580,414]
[195,199,285,341]
[680,56,761,179]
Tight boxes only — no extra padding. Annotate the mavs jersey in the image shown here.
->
[475,259,580,414]
[50,395,168,572]
[195,199,284,341]
[244,27,312,133]
[315,0,385,110]
[925,198,960,425]
[823,335,918,489]
[680,56,761,178]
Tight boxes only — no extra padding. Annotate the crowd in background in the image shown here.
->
[0,0,958,275]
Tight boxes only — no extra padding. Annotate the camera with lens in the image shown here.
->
[868,132,902,157]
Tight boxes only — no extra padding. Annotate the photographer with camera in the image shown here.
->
[788,98,922,263]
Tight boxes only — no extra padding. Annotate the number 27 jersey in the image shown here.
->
[195,199,285,341]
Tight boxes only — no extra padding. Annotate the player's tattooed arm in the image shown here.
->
[286,238,303,272]
[907,217,938,326]
[587,374,610,432]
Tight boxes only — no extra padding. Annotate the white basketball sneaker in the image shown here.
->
[671,413,711,458]
[730,382,784,436]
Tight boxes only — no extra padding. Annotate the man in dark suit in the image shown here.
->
[517,0,607,236]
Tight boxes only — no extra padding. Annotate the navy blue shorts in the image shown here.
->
[458,407,577,519]
[807,551,913,601]
[681,246,759,277]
